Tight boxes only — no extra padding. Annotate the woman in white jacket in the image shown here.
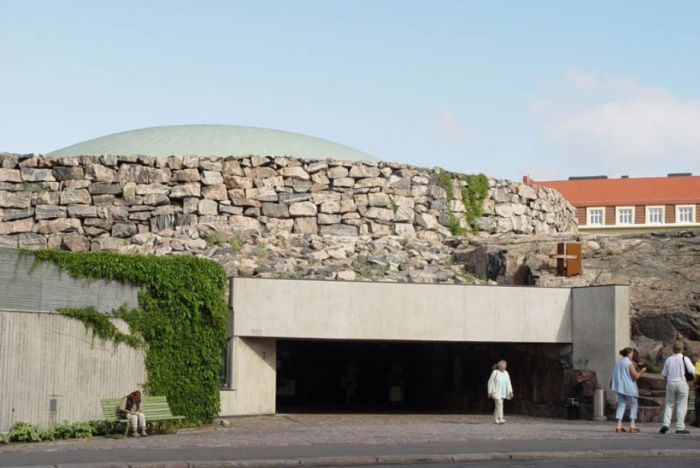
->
[487,360,514,424]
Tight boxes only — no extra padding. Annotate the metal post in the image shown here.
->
[593,387,606,421]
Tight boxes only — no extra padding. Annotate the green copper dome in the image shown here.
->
[49,124,377,162]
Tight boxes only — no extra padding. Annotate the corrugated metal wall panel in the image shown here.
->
[0,248,139,313]
[0,310,147,431]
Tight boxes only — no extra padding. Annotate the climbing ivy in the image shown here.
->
[437,169,489,235]
[57,306,142,349]
[30,250,228,424]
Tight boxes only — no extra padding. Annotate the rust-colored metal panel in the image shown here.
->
[566,243,582,277]
[555,242,582,277]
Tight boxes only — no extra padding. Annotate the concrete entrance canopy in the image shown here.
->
[220,278,630,416]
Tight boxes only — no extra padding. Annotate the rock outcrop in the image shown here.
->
[452,230,700,362]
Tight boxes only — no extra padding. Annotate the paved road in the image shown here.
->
[379,458,700,467]
[1,414,699,467]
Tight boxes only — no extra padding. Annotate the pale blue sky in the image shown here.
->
[1,1,699,180]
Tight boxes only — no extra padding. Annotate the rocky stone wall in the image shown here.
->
[0,153,577,252]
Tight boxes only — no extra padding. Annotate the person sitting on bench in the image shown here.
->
[119,390,147,437]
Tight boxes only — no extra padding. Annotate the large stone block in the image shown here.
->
[368,192,391,207]
[150,214,175,233]
[320,223,359,236]
[21,167,55,182]
[67,205,97,218]
[0,217,33,235]
[224,175,254,189]
[289,201,317,216]
[173,168,201,182]
[320,201,340,213]
[118,164,151,184]
[229,215,262,232]
[265,218,294,231]
[293,216,318,234]
[198,199,219,216]
[61,233,91,252]
[279,166,310,180]
[394,223,416,237]
[349,165,381,178]
[354,177,386,189]
[416,212,439,229]
[136,183,170,195]
[327,167,349,179]
[86,163,116,182]
[60,188,91,205]
[0,168,21,182]
[279,192,312,205]
[518,183,537,200]
[0,191,31,209]
[202,170,224,185]
[52,166,84,181]
[202,184,228,200]
[245,166,277,179]
[222,159,244,176]
[317,213,342,225]
[112,222,138,238]
[170,183,201,198]
[333,177,355,188]
[89,183,122,195]
[2,208,33,221]
[35,218,82,234]
[365,207,394,222]
[262,203,290,218]
[245,187,278,202]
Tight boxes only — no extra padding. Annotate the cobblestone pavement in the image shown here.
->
[1,414,699,466]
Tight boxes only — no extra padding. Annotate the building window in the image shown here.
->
[616,207,634,225]
[676,205,695,224]
[587,207,604,226]
[646,206,664,224]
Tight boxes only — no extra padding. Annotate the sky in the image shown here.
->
[1,0,699,181]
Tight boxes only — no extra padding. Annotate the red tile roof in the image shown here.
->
[525,175,700,207]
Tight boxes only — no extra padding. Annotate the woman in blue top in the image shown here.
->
[611,347,646,433]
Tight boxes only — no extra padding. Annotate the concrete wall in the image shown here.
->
[0,248,138,313]
[229,278,629,415]
[571,285,631,402]
[232,278,574,343]
[219,337,276,417]
[0,310,147,432]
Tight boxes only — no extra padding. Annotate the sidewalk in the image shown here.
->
[1,414,699,467]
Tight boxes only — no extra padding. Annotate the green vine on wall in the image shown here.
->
[30,250,228,424]
[437,169,489,236]
[57,306,142,349]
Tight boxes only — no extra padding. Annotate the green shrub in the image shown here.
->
[0,432,8,444]
[30,250,228,424]
[39,427,56,441]
[8,422,41,443]
[71,421,93,439]
[88,420,114,436]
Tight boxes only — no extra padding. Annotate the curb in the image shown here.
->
[46,448,700,467]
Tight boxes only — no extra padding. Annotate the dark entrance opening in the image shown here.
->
[276,339,571,415]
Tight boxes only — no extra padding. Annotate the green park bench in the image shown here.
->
[101,396,184,435]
